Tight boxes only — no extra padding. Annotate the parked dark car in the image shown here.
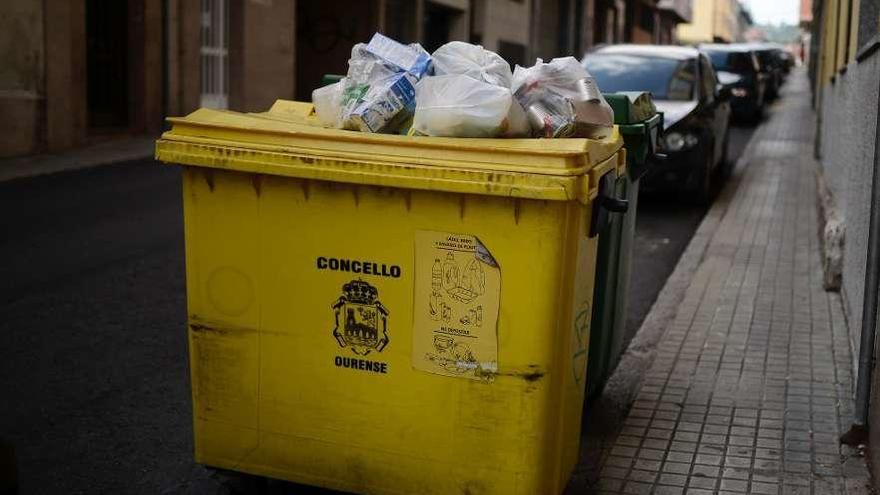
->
[584,45,731,202]
[700,44,766,123]
[746,44,786,99]
[778,49,795,74]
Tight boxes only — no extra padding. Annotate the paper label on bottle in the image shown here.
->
[412,231,501,380]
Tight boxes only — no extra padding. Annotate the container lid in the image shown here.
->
[604,92,658,125]
[155,101,623,203]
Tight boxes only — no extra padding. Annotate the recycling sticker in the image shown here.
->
[412,231,501,379]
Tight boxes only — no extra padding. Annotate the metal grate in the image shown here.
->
[200,0,228,109]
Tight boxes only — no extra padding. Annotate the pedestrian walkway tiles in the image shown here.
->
[594,71,873,494]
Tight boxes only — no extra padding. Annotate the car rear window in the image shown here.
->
[583,53,696,101]
[705,50,754,73]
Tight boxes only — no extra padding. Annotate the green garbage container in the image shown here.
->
[586,92,663,398]
[320,74,343,87]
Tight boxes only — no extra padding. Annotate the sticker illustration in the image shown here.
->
[413,231,500,379]
[571,300,591,385]
[333,279,389,355]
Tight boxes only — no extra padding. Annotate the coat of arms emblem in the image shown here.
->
[333,279,389,355]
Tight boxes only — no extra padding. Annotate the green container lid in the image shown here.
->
[604,92,658,125]
[603,92,663,176]
[320,74,344,87]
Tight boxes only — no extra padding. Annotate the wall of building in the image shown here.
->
[818,52,879,359]
[578,0,597,56]
[677,0,713,42]
[626,0,658,43]
[815,0,879,362]
[44,0,87,152]
[0,0,45,157]
[812,0,879,481]
[657,13,676,43]
[165,0,202,117]
[593,0,625,45]
[422,0,470,49]
[713,0,738,42]
[2,0,693,157]
[677,0,740,43]
[128,0,165,134]
[531,0,564,59]
[1,0,165,157]
[474,0,532,65]
[229,0,296,111]
[528,0,595,61]
[295,1,381,101]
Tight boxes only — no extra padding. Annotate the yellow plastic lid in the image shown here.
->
[155,101,623,203]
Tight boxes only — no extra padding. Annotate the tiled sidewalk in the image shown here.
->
[0,135,154,182]
[595,70,873,494]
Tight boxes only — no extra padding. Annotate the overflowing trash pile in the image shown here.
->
[312,33,613,139]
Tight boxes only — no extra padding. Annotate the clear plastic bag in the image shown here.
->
[431,41,512,88]
[512,57,614,138]
[412,75,513,137]
[503,100,530,138]
[311,34,431,134]
[312,80,346,128]
[411,42,528,138]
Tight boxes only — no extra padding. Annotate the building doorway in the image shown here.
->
[423,2,465,53]
[295,0,378,101]
[200,0,229,109]
[86,0,129,129]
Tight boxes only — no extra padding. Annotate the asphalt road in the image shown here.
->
[0,124,754,494]
[625,123,755,343]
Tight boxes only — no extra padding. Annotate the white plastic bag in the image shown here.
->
[503,100,530,138]
[431,41,512,88]
[512,57,614,138]
[412,42,528,138]
[312,80,346,128]
[412,75,514,138]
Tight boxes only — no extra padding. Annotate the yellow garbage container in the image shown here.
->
[156,103,624,495]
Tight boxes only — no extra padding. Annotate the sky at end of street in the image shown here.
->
[742,0,800,25]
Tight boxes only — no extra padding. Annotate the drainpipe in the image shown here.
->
[842,63,880,446]
[161,0,168,130]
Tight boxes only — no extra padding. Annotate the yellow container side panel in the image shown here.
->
[181,152,615,494]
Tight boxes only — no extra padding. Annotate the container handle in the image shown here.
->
[600,193,629,213]
[589,173,628,237]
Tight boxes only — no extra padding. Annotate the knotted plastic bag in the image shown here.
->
[431,41,512,87]
[512,57,614,138]
[412,74,515,137]
[412,42,528,138]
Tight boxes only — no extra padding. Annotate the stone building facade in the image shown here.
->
[810,0,880,480]
[0,0,691,158]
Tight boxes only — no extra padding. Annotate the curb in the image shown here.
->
[0,137,155,184]
[596,120,765,419]
[575,126,766,491]
[576,121,769,491]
